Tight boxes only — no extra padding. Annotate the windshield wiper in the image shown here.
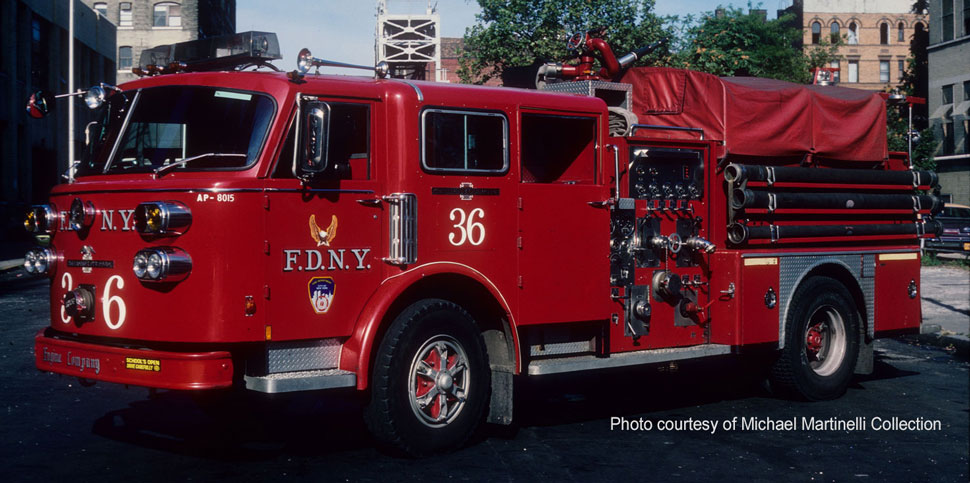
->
[153,153,247,178]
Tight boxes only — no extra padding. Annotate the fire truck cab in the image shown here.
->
[25,31,941,456]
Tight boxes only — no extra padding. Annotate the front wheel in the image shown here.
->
[364,299,489,456]
[770,276,860,401]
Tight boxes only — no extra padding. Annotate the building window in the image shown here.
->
[898,59,905,80]
[943,0,954,41]
[153,2,182,27]
[879,60,890,83]
[964,0,970,37]
[119,46,132,70]
[897,22,905,42]
[829,60,840,82]
[830,22,840,43]
[93,2,107,16]
[847,22,859,44]
[964,80,970,101]
[880,23,889,44]
[847,60,858,83]
[943,121,954,155]
[31,16,49,90]
[119,3,132,27]
[943,84,954,104]
[811,21,821,44]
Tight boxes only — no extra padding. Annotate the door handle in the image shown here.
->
[356,198,382,206]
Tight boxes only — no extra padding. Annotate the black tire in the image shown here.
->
[769,276,860,401]
[363,299,489,457]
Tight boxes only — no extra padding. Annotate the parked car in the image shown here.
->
[926,203,970,254]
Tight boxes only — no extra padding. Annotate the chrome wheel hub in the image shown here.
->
[803,305,847,377]
[408,335,469,427]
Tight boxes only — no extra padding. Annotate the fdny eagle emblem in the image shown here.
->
[307,277,335,314]
[309,214,338,247]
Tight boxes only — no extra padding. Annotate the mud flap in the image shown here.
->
[487,367,514,425]
[854,336,873,375]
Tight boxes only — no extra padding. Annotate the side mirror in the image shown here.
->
[299,102,330,176]
[26,91,55,119]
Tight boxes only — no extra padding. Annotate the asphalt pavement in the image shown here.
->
[0,264,967,482]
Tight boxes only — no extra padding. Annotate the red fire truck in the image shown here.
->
[25,31,941,456]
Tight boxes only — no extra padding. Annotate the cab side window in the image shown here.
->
[272,101,370,179]
[520,113,597,184]
[422,109,508,174]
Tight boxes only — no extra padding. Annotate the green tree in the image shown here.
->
[886,1,933,171]
[458,0,668,84]
[672,6,811,82]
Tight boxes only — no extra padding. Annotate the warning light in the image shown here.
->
[245,295,257,316]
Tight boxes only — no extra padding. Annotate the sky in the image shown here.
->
[237,0,792,74]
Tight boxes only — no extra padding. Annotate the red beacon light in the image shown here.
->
[134,31,282,76]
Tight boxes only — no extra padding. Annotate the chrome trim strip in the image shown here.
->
[527,344,732,375]
[741,249,919,257]
[244,369,356,393]
[53,188,375,195]
[394,79,424,102]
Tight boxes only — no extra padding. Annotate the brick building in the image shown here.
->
[81,0,235,83]
[927,0,970,205]
[792,0,926,91]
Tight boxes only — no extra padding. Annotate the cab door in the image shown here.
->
[516,111,611,325]
[264,97,383,342]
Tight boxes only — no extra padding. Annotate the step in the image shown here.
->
[244,368,356,393]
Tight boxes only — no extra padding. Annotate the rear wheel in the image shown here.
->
[770,276,860,401]
[364,299,489,456]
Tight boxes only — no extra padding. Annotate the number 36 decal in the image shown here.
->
[59,272,127,329]
[448,208,485,246]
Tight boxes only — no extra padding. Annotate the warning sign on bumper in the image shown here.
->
[125,357,161,372]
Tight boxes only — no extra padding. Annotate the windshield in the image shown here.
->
[77,86,274,176]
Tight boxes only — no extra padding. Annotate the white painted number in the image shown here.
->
[448,208,486,246]
[60,272,73,324]
[102,275,127,330]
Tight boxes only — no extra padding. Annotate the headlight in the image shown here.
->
[133,247,192,282]
[69,198,95,231]
[132,253,148,278]
[134,201,192,235]
[23,247,56,275]
[24,204,57,233]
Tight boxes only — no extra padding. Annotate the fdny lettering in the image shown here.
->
[100,209,136,231]
[283,248,372,271]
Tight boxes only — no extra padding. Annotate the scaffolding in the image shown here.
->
[376,0,444,81]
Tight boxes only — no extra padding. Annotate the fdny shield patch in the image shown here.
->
[307,277,335,314]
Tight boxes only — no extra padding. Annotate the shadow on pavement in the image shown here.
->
[88,348,926,459]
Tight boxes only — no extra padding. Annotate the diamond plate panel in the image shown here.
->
[267,338,342,374]
[541,80,632,110]
[530,340,595,357]
[776,254,873,349]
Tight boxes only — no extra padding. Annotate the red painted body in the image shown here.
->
[33,67,925,393]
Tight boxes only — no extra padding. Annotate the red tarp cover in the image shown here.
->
[620,67,888,162]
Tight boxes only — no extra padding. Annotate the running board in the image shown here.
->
[245,369,356,393]
[527,344,733,375]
